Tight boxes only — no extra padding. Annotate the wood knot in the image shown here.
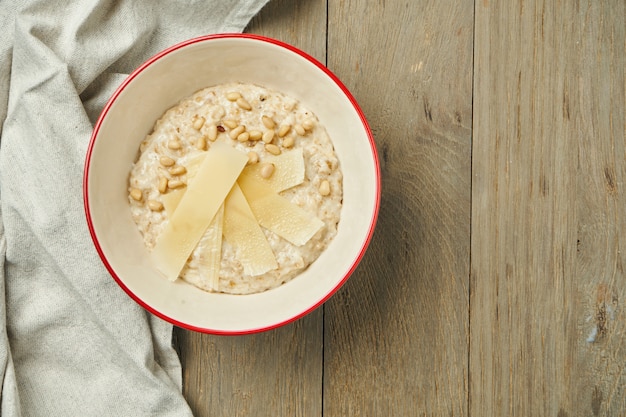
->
[604,167,617,195]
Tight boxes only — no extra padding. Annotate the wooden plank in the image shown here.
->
[471,1,626,415]
[173,2,327,416]
[323,1,473,415]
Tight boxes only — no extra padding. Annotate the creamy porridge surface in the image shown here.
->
[128,82,343,294]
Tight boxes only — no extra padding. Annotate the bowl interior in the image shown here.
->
[85,35,379,334]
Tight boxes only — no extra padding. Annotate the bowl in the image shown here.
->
[83,34,380,334]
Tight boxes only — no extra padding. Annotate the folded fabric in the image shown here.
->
[0,1,269,415]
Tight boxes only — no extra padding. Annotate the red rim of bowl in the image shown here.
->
[83,33,381,335]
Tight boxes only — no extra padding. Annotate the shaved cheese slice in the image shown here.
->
[223,183,278,276]
[161,188,185,215]
[184,152,205,179]
[240,148,305,192]
[196,204,224,290]
[151,142,248,281]
[162,188,224,291]
[238,174,324,246]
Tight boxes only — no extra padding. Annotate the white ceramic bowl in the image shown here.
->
[84,34,380,334]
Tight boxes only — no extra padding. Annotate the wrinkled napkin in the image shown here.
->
[0,1,269,415]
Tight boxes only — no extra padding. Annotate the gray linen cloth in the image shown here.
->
[0,1,269,415]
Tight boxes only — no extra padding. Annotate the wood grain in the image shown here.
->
[174,1,626,415]
[323,1,473,415]
[173,2,327,417]
[471,1,626,416]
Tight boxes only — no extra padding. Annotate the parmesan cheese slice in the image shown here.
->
[196,204,224,290]
[240,148,305,192]
[237,174,324,246]
[162,188,224,291]
[184,152,205,179]
[161,188,185,215]
[223,183,278,276]
[151,142,248,281]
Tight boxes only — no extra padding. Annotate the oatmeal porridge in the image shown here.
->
[127,82,343,295]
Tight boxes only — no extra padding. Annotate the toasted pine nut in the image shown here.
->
[262,115,275,129]
[223,120,238,129]
[229,125,245,139]
[294,124,306,136]
[192,116,205,130]
[168,139,182,150]
[262,129,275,144]
[265,143,281,155]
[159,156,176,167]
[248,130,263,141]
[319,180,331,196]
[196,136,207,150]
[169,166,187,176]
[277,124,291,137]
[282,136,295,148]
[158,177,168,194]
[247,151,259,164]
[236,97,252,111]
[226,92,241,101]
[168,179,185,189]
[237,132,250,143]
[302,119,315,131]
[147,200,164,211]
[260,163,275,179]
[129,188,143,201]
[207,124,218,141]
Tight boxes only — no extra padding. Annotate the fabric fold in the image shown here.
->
[0,0,270,415]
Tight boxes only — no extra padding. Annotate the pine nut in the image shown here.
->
[168,139,182,150]
[265,143,281,155]
[223,120,238,129]
[129,188,143,201]
[277,124,291,137]
[237,132,250,143]
[294,124,306,136]
[158,177,168,194]
[262,129,275,144]
[226,92,241,101]
[159,156,176,167]
[196,136,207,150]
[168,179,185,189]
[169,166,187,176]
[147,200,164,211]
[247,151,259,164]
[302,119,315,131]
[260,163,275,179]
[319,180,331,196]
[236,97,252,111]
[229,125,245,139]
[192,116,205,130]
[248,130,263,141]
[262,115,275,129]
[207,124,218,141]
[282,136,295,148]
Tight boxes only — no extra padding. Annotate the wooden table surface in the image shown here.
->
[173,1,626,415]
